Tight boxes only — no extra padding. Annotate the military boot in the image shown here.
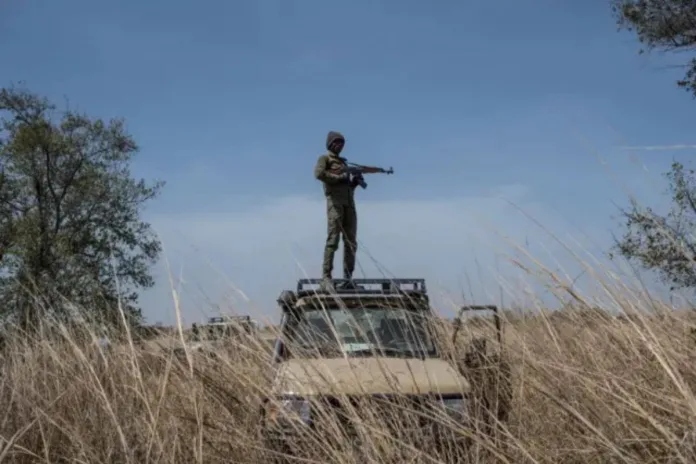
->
[320,276,335,292]
[337,275,356,290]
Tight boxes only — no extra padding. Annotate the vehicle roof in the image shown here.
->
[294,293,430,310]
[296,278,427,293]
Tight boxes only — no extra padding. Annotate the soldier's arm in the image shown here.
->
[314,155,345,184]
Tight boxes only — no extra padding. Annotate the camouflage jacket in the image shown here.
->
[314,152,356,206]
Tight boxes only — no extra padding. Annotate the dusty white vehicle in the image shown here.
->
[259,278,511,461]
[172,315,258,359]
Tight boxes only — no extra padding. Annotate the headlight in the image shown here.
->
[266,398,311,424]
[441,397,467,419]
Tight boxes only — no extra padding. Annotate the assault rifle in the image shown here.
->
[344,162,394,189]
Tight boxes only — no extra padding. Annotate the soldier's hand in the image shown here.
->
[337,171,351,182]
[351,173,364,187]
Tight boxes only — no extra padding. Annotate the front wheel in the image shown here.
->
[260,431,293,464]
[430,424,472,462]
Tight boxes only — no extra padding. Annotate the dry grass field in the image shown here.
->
[1,293,695,464]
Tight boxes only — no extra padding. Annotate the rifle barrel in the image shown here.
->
[347,162,394,174]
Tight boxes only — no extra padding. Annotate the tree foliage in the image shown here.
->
[0,85,164,329]
[613,161,696,291]
[612,0,696,97]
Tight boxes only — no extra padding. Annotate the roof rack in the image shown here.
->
[296,278,427,295]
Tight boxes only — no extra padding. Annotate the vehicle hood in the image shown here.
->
[272,357,470,396]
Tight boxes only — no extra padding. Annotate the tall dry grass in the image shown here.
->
[1,287,695,463]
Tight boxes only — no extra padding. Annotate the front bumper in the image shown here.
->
[260,394,470,443]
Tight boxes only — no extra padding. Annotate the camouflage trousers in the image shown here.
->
[322,201,357,280]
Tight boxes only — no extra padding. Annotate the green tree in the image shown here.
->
[613,161,696,291]
[612,0,696,97]
[0,85,164,330]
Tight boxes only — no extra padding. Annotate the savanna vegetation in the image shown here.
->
[1,2,696,462]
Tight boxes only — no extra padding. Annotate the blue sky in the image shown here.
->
[2,0,695,325]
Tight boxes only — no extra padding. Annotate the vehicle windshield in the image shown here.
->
[286,305,437,359]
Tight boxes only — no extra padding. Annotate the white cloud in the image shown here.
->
[140,184,628,326]
[619,145,696,151]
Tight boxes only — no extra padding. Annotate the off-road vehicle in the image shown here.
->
[259,278,511,461]
[195,315,257,339]
[173,315,257,360]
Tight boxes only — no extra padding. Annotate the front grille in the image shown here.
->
[312,394,443,437]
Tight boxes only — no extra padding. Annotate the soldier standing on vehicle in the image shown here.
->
[314,131,363,290]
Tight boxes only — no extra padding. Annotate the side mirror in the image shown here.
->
[452,305,501,347]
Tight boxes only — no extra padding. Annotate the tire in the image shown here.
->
[260,428,296,464]
[431,423,471,462]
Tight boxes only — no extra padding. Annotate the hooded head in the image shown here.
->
[326,131,345,156]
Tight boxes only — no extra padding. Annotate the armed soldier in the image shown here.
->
[314,131,361,290]
[314,131,395,291]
